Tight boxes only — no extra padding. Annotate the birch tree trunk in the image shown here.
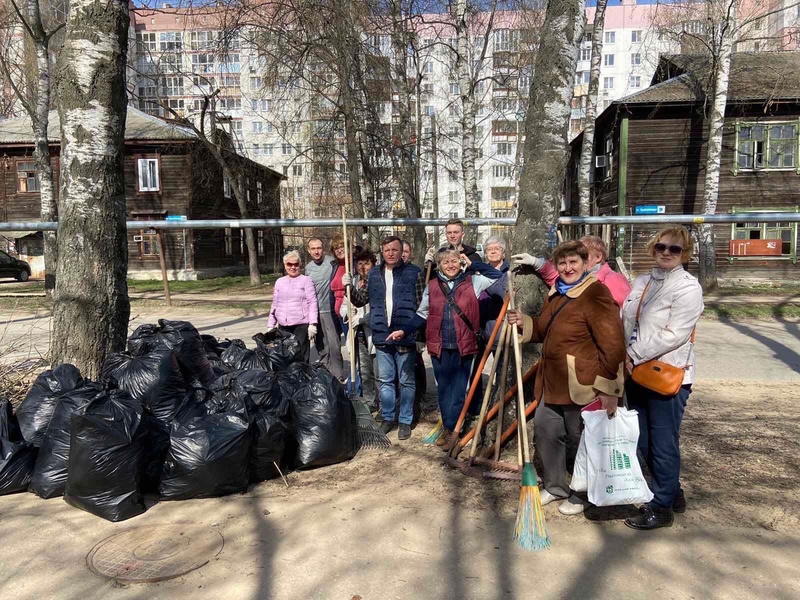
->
[51,0,130,379]
[389,2,426,261]
[513,0,585,321]
[234,172,262,286]
[699,0,736,292]
[454,0,479,222]
[577,0,607,218]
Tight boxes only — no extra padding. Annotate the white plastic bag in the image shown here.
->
[570,430,588,493]
[583,407,653,507]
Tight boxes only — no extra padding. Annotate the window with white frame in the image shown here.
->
[292,164,302,176]
[137,32,156,53]
[603,77,614,89]
[580,48,591,61]
[632,30,642,43]
[264,144,274,155]
[16,160,39,193]
[137,158,160,192]
[192,54,214,73]
[736,121,798,171]
[603,54,615,67]
[495,142,513,156]
[282,143,293,155]
[603,133,614,180]
[252,121,264,133]
[629,75,641,88]
[604,31,615,44]
[223,175,233,198]
[731,210,797,259]
[631,53,641,66]
[159,32,182,51]
[492,164,513,178]
[448,190,458,204]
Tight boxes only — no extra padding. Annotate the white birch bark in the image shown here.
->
[699,0,736,291]
[577,0,608,218]
[51,0,130,378]
[454,0,479,221]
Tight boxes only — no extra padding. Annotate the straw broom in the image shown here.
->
[420,258,442,444]
[508,270,550,551]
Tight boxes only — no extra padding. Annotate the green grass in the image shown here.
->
[703,304,800,320]
[715,284,800,296]
[127,274,280,295]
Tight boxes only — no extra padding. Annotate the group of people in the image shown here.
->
[267,220,704,531]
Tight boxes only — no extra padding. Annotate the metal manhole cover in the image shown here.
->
[87,525,224,583]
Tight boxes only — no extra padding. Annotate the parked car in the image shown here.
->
[0,250,31,281]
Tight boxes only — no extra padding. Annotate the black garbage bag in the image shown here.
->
[0,438,37,495]
[286,364,356,469]
[127,320,215,386]
[201,334,221,357]
[233,370,291,482]
[208,356,233,377]
[253,330,303,372]
[64,389,147,522]
[16,364,83,447]
[102,349,187,424]
[220,343,269,371]
[29,382,107,499]
[0,396,22,442]
[140,414,170,494]
[159,394,250,500]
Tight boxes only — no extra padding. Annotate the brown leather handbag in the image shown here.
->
[630,280,695,397]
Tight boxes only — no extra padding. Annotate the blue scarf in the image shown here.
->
[556,273,587,296]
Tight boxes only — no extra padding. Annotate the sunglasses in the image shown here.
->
[285,262,301,268]
[654,243,683,255]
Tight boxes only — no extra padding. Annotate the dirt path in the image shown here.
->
[0,380,798,599]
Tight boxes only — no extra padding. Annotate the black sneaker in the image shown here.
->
[673,490,687,514]
[398,424,411,440]
[380,421,395,435]
[625,505,674,530]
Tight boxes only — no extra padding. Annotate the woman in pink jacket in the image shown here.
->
[267,250,318,362]
[513,235,631,308]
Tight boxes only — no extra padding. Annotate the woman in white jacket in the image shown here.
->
[622,225,704,531]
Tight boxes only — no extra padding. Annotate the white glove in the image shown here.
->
[511,253,546,270]
[415,341,426,353]
[266,326,277,333]
[307,324,317,340]
[341,272,352,287]
[424,246,437,264]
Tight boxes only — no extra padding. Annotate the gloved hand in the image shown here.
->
[307,324,317,341]
[424,246,437,264]
[510,253,546,270]
[342,272,352,287]
[266,326,277,334]
[415,341,426,353]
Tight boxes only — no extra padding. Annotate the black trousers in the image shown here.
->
[279,323,310,363]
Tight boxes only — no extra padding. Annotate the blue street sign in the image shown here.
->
[166,215,187,221]
[634,205,666,215]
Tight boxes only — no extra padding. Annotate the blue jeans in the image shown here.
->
[431,349,476,431]
[626,380,691,509]
[375,346,416,425]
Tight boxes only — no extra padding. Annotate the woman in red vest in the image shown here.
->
[390,249,502,447]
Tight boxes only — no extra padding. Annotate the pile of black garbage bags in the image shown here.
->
[0,319,357,522]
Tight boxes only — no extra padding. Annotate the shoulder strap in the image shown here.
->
[635,277,696,367]
[543,295,574,338]
[437,278,479,336]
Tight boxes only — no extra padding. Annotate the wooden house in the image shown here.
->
[0,107,284,279]
[566,51,800,282]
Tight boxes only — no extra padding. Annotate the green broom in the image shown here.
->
[508,270,550,551]
[423,418,444,444]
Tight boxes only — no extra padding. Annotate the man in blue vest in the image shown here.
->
[346,236,425,440]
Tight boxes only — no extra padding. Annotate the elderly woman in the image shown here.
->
[479,235,509,348]
[267,250,318,362]
[622,225,704,530]
[507,240,625,515]
[389,249,502,447]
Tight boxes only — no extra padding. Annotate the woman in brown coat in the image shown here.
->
[507,240,625,515]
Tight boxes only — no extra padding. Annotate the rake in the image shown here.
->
[343,208,390,450]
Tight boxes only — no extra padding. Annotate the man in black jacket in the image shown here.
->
[425,218,481,265]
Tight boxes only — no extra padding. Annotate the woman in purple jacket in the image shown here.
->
[267,250,318,362]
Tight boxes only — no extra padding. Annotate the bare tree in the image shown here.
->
[577,0,607,218]
[0,0,65,293]
[513,0,584,319]
[51,0,130,377]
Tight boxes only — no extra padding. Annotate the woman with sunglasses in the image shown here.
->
[621,225,704,530]
[267,250,318,362]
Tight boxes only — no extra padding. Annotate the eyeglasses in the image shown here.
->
[285,262,300,268]
[654,243,683,255]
